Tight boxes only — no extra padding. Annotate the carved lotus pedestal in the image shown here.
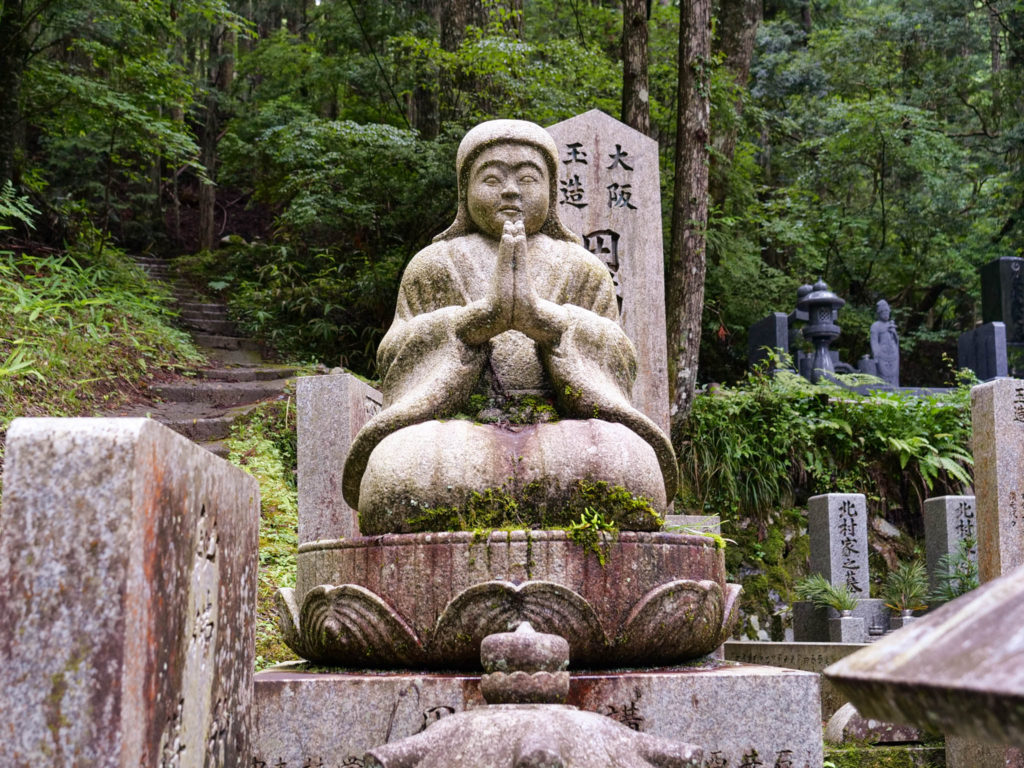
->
[276,530,741,669]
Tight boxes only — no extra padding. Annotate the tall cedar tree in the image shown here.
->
[667,0,711,443]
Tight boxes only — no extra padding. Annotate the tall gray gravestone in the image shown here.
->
[971,378,1024,583]
[923,495,978,598]
[297,373,382,542]
[547,110,671,434]
[0,418,259,768]
[808,493,869,596]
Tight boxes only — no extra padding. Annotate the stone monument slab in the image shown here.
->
[297,373,382,543]
[981,256,1024,344]
[547,109,670,434]
[748,312,789,370]
[808,493,869,597]
[0,418,259,767]
[923,495,978,597]
[958,321,1008,382]
[252,663,822,768]
[971,378,1024,582]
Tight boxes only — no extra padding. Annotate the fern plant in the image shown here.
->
[881,560,929,612]
[794,574,859,612]
[929,538,979,604]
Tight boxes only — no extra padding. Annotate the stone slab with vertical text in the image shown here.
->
[0,418,259,768]
[547,110,670,434]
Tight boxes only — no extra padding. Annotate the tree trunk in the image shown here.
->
[708,0,762,211]
[666,0,711,443]
[0,0,28,186]
[621,0,651,135]
[409,0,442,138]
[198,27,233,252]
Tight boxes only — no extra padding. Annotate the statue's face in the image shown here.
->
[466,144,550,238]
[877,303,890,321]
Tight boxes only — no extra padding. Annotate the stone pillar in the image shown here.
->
[0,418,259,767]
[808,493,869,597]
[971,378,1024,583]
[547,109,671,434]
[923,495,978,597]
[297,373,382,543]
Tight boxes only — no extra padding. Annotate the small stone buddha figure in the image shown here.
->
[870,299,899,387]
[342,120,676,534]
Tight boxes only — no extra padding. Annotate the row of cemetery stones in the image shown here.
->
[789,492,978,644]
[1,371,1022,766]
[747,255,1024,388]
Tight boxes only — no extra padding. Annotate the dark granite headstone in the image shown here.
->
[981,257,1024,343]
[958,322,1008,381]
[747,312,789,370]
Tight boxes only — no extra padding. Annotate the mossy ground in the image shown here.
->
[224,399,301,670]
[825,743,946,768]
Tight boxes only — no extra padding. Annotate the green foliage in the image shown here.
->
[0,238,201,430]
[930,537,979,604]
[225,400,300,670]
[795,573,860,612]
[881,559,929,612]
[678,363,974,523]
[565,507,618,567]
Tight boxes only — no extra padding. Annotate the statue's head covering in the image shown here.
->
[435,119,581,243]
[876,299,890,317]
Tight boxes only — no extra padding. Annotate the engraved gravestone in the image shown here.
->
[0,418,259,768]
[971,378,1024,582]
[297,373,382,542]
[809,493,869,597]
[923,495,978,599]
[547,109,670,434]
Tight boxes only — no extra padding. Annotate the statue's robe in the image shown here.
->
[342,233,677,510]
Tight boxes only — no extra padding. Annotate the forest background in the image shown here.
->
[3,0,1024,411]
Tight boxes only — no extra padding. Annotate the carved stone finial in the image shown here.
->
[480,622,570,704]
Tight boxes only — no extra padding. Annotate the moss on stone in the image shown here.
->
[453,392,560,425]
[405,479,662,533]
[824,744,946,768]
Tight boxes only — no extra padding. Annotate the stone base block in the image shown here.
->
[252,662,822,768]
[793,598,889,641]
[724,641,867,719]
[946,736,1023,768]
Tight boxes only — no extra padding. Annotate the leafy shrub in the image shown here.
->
[185,119,460,374]
[677,363,973,525]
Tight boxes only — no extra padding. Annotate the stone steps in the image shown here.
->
[152,378,293,407]
[121,253,291,456]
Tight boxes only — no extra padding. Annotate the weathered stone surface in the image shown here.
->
[252,663,822,768]
[824,563,1024,747]
[829,614,866,643]
[342,119,677,521]
[283,530,740,668]
[946,736,1024,768]
[358,419,668,534]
[364,704,703,768]
[298,373,382,543]
[0,417,259,768]
[958,321,1008,381]
[808,493,870,597]
[971,378,1024,582]
[662,514,721,535]
[923,495,978,598]
[724,641,865,719]
[546,109,670,435]
[825,702,923,745]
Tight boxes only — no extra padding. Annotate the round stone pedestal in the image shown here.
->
[278,530,740,669]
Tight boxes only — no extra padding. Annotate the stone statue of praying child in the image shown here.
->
[870,299,899,387]
[342,119,676,534]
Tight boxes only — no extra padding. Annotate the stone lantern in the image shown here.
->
[798,278,845,383]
